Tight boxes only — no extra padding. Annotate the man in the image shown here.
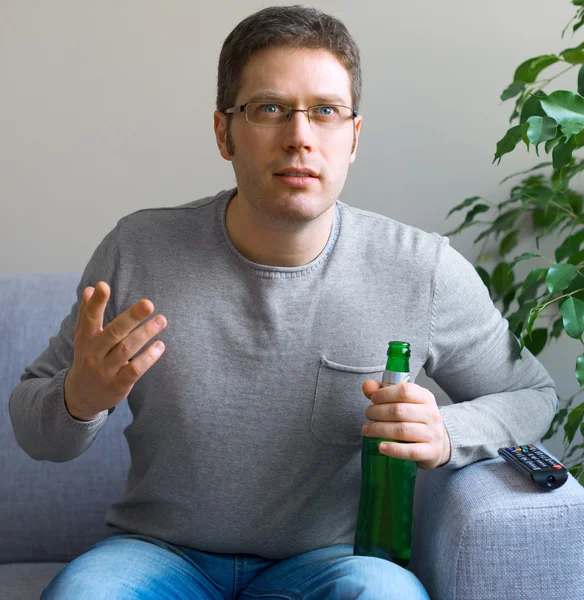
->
[10,5,556,600]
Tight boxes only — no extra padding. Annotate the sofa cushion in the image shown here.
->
[1,273,132,563]
[0,562,68,600]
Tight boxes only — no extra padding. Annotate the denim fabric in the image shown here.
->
[41,533,430,600]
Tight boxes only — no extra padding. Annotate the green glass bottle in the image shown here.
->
[353,341,418,567]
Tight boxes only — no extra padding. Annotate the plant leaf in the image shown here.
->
[526,116,558,155]
[567,249,584,266]
[493,125,523,165]
[540,91,584,140]
[509,252,541,269]
[444,204,490,236]
[508,301,538,337]
[513,55,559,84]
[553,138,575,170]
[524,328,547,355]
[501,81,526,102]
[526,306,543,337]
[551,316,564,339]
[499,162,552,185]
[560,41,584,64]
[560,296,584,338]
[502,287,516,316]
[578,65,584,96]
[565,401,584,444]
[491,209,523,237]
[446,196,483,218]
[577,354,584,387]
[555,229,584,262]
[518,267,549,303]
[546,263,579,294]
[519,91,548,124]
[475,266,491,294]
[545,134,563,154]
[499,230,519,256]
[492,262,514,295]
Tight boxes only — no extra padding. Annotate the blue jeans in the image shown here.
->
[41,532,430,599]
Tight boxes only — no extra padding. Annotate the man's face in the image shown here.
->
[214,46,362,227]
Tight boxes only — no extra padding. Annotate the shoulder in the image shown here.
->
[337,200,451,264]
[117,189,230,230]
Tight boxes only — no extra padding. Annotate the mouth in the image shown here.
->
[274,168,320,187]
[274,173,319,187]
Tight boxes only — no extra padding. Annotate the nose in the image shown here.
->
[281,110,315,152]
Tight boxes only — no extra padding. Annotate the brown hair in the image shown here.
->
[216,5,362,113]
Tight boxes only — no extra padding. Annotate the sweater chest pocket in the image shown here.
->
[310,357,386,447]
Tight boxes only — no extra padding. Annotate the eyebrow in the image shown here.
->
[246,91,350,105]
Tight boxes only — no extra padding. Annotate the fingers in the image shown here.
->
[362,379,381,399]
[105,308,167,368]
[362,420,429,442]
[80,281,115,335]
[117,339,165,385]
[370,382,429,405]
[78,281,162,366]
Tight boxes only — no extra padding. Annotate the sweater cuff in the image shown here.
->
[438,406,462,469]
[54,368,109,428]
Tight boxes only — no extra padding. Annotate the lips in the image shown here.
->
[274,167,319,178]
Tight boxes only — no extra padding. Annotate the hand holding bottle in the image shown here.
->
[64,281,167,421]
[361,379,452,470]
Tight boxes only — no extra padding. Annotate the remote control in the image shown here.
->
[497,444,568,490]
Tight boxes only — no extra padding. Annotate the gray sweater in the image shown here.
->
[9,187,557,559]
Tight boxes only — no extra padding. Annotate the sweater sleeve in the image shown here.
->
[425,238,558,469]
[8,223,122,462]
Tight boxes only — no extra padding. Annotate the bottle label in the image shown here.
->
[381,370,411,386]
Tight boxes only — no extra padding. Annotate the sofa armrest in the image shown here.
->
[408,448,584,600]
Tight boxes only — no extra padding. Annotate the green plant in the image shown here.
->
[445,0,584,486]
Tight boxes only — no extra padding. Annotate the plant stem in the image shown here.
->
[539,287,584,312]
[536,63,577,87]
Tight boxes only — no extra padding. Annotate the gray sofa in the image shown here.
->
[2,272,584,600]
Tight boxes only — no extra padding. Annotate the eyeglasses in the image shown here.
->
[223,102,357,129]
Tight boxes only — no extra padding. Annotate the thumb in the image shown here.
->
[362,379,382,400]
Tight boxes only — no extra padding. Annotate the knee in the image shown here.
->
[41,560,120,600]
[41,536,172,600]
[338,557,430,600]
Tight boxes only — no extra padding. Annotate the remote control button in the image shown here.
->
[552,465,563,470]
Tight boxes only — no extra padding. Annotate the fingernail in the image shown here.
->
[154,316,166,327]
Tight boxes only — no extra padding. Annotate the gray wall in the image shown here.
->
[2,0,581,460]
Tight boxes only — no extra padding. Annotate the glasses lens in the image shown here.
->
[308,105,354,128]
[246,103,289,126]
[246,103,354,128]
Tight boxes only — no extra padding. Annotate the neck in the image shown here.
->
[225,191,336,267]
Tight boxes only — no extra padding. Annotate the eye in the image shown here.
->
[316,105,338,116]
[258,103,286,113]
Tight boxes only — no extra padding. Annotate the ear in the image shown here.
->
[214,110,232,161]
[349,114,363,164]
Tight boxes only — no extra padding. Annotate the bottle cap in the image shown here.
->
[387,341,410,358]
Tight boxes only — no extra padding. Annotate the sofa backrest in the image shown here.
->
[1,272,132,563]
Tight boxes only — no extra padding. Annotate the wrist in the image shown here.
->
[64,370,101,422]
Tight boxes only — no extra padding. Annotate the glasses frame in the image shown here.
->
[223,101,358,128]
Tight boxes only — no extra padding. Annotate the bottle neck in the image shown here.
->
[385,355,410,373]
